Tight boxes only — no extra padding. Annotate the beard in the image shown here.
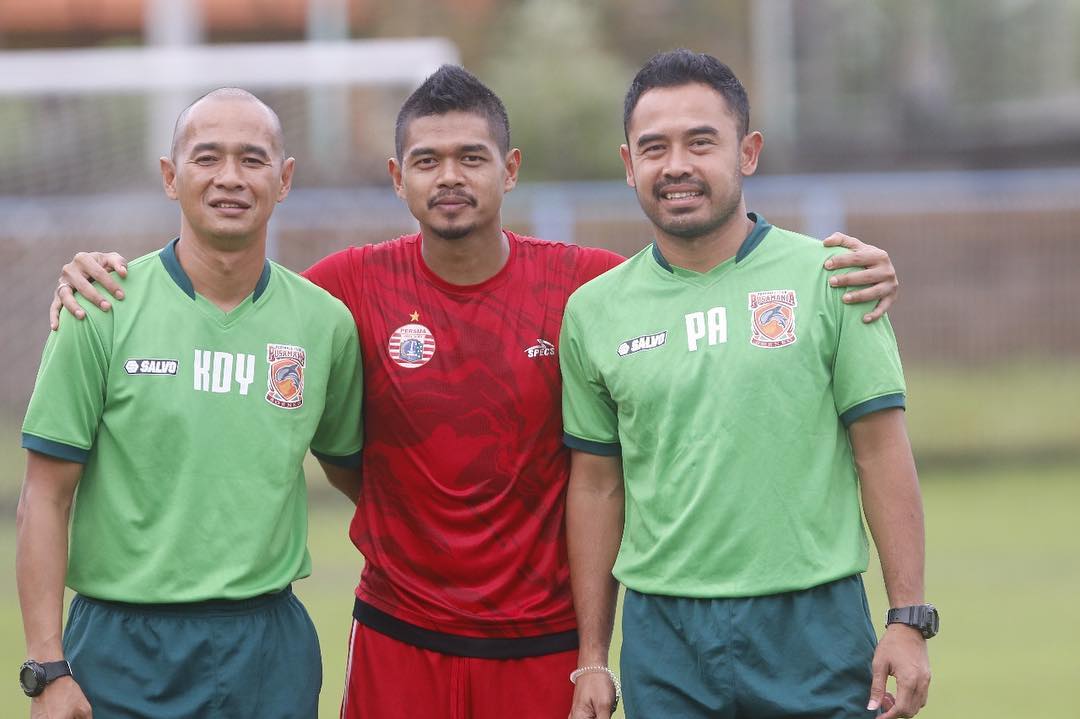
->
[642,167,743,240]
[426,189,478,240]
[431,220,478,241]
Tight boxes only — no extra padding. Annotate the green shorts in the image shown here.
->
[62,585,321,719]
[620,574,879,718]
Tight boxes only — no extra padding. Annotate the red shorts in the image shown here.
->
[339,620,578,719]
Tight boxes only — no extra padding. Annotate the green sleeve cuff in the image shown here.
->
[840,393,906,427]
[22,434,90,464]
[311,448,363,468]
[563,433,621,456]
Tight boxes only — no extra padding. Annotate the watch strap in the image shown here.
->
[41,660,72,683]
[886,604,938,638]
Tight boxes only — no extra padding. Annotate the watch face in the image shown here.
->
[19,662,44,696]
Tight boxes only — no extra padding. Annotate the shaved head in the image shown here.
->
[171,88,285,161]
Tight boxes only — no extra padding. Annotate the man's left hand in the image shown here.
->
[822,233,899,323]
[867,624,931,718]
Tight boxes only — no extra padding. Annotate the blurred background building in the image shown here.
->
[1,2,1077,717]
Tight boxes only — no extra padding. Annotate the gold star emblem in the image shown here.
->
[410,311,420,322]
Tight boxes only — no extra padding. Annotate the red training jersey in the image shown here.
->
[304,231,622,647]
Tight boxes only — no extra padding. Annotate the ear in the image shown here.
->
[160,156,178,200]
[502,148,522,193]
[619,144,636,188]
[388,157,406,199]
[276,157,296,202]
[739,131,764,177]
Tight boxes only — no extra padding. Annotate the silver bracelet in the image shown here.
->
[569,665,622,709]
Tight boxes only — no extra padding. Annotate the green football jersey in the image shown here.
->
[561,214,906,598]
[23,240,363,603]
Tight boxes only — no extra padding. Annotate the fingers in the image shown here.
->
[49,293,66,331]
[866,660,889,714]
[821,232,862,250]
[863,294,895,324]
[63,252,126,310]
[828,267,890,289]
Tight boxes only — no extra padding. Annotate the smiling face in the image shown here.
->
[389,110,519,243]
[161,96,294,248]
[621,82,762,245]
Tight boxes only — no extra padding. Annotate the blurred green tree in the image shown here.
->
[483,0,633,181]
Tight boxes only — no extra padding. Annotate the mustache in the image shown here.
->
[653,177,708,197]
[428,189,477,208]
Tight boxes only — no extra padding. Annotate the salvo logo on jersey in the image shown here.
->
[124,358,178,376]
[525,339,556,358]
[617,331,667,357]
[749,290,798,348]
[266,344,306,409]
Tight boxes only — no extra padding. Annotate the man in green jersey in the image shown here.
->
[562,51,933,719]
[16,89,364,718]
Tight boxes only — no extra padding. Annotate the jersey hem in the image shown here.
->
[563,433,621,456]
[840,393,906,427]
[353,599,579,659]
[22,433,90,464]
[617,566,870,600]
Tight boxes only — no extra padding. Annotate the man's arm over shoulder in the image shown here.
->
[821,233,899,323]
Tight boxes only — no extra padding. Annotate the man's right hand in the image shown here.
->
[568,672,617,719]
[30,676,93,718]
[50,252,128,331]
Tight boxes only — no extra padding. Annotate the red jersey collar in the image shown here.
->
[415,230,518,294]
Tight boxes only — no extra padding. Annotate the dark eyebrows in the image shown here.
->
[634,133,665,149]
[187,142,272,160]
[240,143,271,160]
[189,142,222,156]
[635,125,721,149]
[686,125,720,138]
[407,143,492,159]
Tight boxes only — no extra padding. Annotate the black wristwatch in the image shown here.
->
[19,659,73,697]
[886,604,940,639]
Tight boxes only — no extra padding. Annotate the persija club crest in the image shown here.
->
[748,290,798,348]
[388,323,436,368]
[266,343,306,409]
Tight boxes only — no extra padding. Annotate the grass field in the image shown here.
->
[1,359,1078,716]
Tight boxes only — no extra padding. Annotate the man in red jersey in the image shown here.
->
[50,66,900,718]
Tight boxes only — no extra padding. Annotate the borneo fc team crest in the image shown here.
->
[748,290,798,348]
[388,320,436,368]
[266,343,306,409]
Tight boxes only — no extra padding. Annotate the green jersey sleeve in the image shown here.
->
[830,273,906,426]
[22,301,113,463]
[309,312,363,466]
[560,296,620,455]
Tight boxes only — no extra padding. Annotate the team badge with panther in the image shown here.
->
[749,290,797,348]
[266,343,306,409]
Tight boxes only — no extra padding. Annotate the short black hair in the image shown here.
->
[623,49,750,139]
[394,65,511,160]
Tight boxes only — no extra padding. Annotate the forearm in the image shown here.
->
[851,409,925,607]
[566,451,624,666]
[16,455,80,660]
[317,459,362,505]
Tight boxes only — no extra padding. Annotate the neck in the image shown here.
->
[175,230,267,311]
[654,204,753,274]
[420,226,510,285]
